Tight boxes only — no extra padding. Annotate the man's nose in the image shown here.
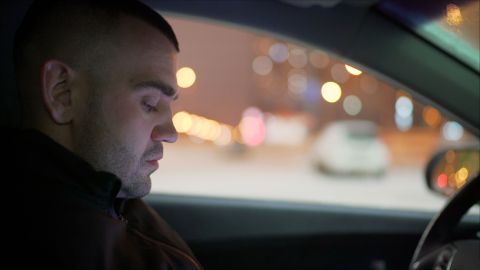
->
[151,120,178,143]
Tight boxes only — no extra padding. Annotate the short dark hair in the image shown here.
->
[14,0,179,71]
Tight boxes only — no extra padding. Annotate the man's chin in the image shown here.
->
[117,177,152,198]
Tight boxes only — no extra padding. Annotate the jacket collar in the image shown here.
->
[17,128,122,213]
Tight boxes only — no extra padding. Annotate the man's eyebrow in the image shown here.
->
[134,81,179,100]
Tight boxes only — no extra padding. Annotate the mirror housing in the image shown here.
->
[426,147,480,197]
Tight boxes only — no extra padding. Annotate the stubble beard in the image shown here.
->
[74,90,151,198]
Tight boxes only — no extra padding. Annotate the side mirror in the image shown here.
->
[426,147,480,197]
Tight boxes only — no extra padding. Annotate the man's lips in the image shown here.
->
[147,160,159,166]
[146,155,163,166]
[144,144,163,168]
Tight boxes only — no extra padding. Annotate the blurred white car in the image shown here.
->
[311,120,390,176]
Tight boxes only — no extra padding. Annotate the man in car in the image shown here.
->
[4,0,202,269]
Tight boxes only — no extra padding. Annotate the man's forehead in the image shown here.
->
[128,54,177,94]
[106,17,177,69]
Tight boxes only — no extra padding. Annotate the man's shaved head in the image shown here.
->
[14,0,180,198]
[14,0,179,125]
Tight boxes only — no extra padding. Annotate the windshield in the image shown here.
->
[379,0,480,72]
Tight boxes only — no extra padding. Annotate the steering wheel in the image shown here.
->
[410,174,480,270]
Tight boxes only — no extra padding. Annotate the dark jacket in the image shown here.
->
[2,128,203,270]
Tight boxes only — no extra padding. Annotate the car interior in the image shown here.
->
[1,1,479,270]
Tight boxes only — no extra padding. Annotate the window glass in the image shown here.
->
[150,16,480,212]
[379,0,480,72]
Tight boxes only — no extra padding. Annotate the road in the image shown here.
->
[151,139,455,213]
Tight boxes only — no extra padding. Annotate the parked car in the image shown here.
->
[311,120,390,176]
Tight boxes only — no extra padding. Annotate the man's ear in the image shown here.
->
[40,60,75,124]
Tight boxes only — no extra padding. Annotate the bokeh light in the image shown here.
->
[240,107,266,147]
[321,81,342,103]
[309,50,329,69]
[343,95,362,116]
[344,64,362,76]
[437,173,448,188]
[205,120,221,141]
[268,43,289,63]
[423,106,442,127]
[446,150,456,163]
[446,3,463,26]
[173,111,234,146]
[287,69,308,95]
[454,167,468,187]
[442,121,464,141]
[395,96,413,118]
[252,56,273,75]
[172,111,192,133]
[288,48,308,68]
[214,125,233,146]
[197,119,216,141]
[304,78,321,104]
[395,96,414,132]
[176,67,197,88]
[186,114,201,136]
[395,113,413,131]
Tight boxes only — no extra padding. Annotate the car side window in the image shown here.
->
[151,16,480,213]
